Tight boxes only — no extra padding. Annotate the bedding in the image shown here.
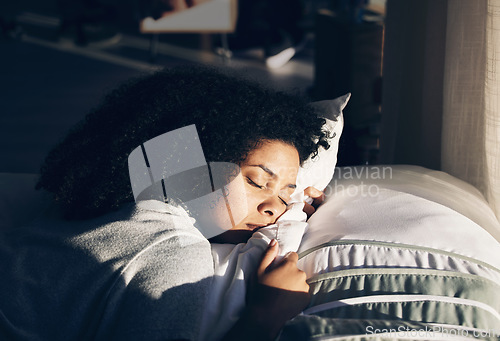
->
[279,165,500,341]
[198,94,350,339]
[0,94,350,341]
[2,99,499,340]
[200,164,500,341]
[2,167,500,340]
[200,214,308,341]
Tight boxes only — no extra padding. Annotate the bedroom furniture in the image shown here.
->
[139,0,238,61]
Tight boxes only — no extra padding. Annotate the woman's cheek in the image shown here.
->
[223,173,251,225]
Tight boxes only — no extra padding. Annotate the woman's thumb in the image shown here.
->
[258,239,279,275]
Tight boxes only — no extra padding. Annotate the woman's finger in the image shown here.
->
[257,239,279,276]
[282,251,299,264]
[302,202,316,218]
[304,186,325,209]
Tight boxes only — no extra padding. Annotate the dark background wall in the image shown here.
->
[380,0,448,170]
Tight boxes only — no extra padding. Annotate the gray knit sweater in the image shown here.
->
[0,200,214,340]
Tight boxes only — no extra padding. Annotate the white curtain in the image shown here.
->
[441,0,500,219]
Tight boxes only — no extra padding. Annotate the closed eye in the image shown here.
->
[246,177,289,207]
[246,177,264,189]
[279,197,289,207]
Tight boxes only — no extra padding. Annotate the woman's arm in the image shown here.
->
[221,239,310,341]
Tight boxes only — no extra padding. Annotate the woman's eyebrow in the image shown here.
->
[248,164,297,189]
[249,164,275,176]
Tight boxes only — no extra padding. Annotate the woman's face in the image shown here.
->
[209,139,299,243]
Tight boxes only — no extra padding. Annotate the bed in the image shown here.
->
[276,95,500,340]
[2,164,499,340]
[1,95,499,340]
[280,164,500,340]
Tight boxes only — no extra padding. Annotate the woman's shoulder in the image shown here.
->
[69,200,212,264]
[0,199,214,340]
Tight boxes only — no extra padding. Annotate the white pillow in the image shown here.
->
[293,93,350,200]
[289,167,500,341]
[298,165,500,276]
[325,165,500,242]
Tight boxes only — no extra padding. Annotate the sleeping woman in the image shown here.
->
[0,66,330,340]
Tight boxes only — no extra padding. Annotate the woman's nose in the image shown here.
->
[257,195,286,218]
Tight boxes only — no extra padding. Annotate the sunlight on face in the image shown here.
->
[236,140,299,230]
[209,140,299,243]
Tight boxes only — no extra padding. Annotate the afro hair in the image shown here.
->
[36,66,330,220]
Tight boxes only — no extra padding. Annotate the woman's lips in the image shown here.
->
[246,224,266,231]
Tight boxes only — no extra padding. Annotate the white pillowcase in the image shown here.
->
[292,93,350,202]
[298,165,500,278]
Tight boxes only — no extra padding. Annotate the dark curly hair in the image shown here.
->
[36,66,330,220]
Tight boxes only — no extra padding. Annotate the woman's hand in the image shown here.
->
[302,186,325,218]
[248,239,310,328]
[222,240,310,341]
[254,239,310,294]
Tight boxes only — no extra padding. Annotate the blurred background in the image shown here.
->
[0,0,387,175]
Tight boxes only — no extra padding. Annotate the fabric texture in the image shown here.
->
[442,0,500,220]
[305,269,500,329]
[327,165,500,242]
[0,200,214,341]
[300,167,500,266]
[200,214,308,341]
[278,165,500,340]
[381,0,500,220]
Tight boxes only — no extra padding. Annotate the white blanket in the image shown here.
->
[199,203,308,341]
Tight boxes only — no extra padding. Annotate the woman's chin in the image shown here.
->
[208,229,255,244]
[244,223,266,232]
[207,222,272,244]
